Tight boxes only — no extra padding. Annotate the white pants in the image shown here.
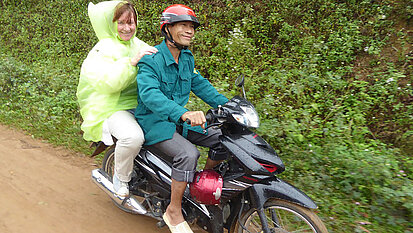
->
[104,110,144,182]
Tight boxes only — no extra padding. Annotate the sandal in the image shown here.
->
[163,213,193,233]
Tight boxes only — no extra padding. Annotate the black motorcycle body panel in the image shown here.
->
[136,148,200,202]
[220,129,285,175]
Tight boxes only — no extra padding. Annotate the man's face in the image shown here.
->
[167,21,195,46]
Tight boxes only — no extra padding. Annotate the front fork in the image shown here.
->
[256,208,271,233]
[236,194,272,233]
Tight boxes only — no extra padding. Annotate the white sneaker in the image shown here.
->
[113,172,129,197]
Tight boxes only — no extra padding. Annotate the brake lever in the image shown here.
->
[205,122,223,130]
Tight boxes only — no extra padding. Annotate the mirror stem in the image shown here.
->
[242,86,246,99]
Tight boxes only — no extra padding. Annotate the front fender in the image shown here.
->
[248,178,317,209]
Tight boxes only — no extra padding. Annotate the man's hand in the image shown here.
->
[181,111,206,129]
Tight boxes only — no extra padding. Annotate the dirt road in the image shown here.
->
[0,124,170,233]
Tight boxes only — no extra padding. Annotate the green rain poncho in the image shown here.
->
[77,1,149,142]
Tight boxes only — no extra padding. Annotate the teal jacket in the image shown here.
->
[135,40,228,145]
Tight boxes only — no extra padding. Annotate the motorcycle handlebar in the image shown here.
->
[185,105,228,130]
[185,115,223,131]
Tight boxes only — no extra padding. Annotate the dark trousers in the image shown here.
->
[151,126,227,182]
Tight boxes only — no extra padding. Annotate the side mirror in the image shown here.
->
[235,74,246,99]
[235,74,245,87]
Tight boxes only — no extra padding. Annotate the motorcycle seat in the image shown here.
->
[142,145,174,165]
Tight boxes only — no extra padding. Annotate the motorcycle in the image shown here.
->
[90,75,328,233]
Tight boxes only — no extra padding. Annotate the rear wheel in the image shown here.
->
[234,199,328,233]
[102,147,115,177]
[101,147,148,214]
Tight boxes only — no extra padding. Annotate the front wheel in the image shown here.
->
[234,199,328,233]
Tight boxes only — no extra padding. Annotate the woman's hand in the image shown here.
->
[130,46,158,66]
[181,111,206,129]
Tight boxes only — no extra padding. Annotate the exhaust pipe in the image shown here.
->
[91,168,147,215]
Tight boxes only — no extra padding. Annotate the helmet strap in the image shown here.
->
[164,25,188,50]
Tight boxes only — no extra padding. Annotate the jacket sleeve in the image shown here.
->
[137,59,188,124]
[191,69,228,108]
[80,40,137,94]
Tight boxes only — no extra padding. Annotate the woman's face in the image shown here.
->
[117,11,136,41]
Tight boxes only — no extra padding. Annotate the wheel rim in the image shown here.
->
[243,206,318,233]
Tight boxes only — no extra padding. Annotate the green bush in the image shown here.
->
[0,0,411,232]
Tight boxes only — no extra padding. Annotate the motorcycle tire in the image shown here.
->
[233,199,328,233]
[101,147,149,212]
[102,147,115,177]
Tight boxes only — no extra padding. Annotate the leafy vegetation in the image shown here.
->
[0,0,411,232]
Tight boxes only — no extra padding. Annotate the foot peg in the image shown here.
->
[156,219,166,228]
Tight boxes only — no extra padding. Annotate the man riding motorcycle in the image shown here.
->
[135,4,229,233]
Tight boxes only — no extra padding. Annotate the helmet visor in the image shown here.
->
[161,13,200,29]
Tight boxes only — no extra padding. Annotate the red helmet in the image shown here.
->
[190,170,223,205]
[160,4,200,33]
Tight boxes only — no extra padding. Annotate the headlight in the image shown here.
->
[231,105,259,128]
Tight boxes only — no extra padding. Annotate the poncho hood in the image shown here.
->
[88,0,136,42]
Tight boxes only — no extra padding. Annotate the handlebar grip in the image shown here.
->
[205,113,213,123]
[185,118,207,133]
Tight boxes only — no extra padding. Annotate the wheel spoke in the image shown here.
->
[269,209,281,228]
[239,201,324,233]
[267,207,314,233]
[247,214,263,232]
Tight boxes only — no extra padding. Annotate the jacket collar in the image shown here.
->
[159,40,192,66]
